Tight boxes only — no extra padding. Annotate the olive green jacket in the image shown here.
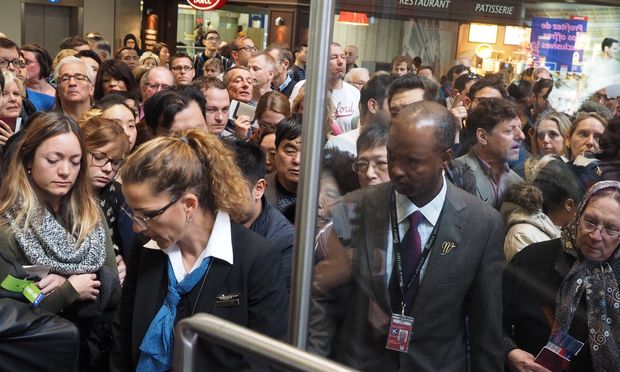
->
[0,213,119,314]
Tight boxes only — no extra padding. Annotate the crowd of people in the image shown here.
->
[0,29,618,372]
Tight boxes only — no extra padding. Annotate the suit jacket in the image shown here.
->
[308,181,505,372]
[457,150,523,209]
[110,223,289,371]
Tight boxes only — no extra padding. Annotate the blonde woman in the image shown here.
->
[111,129,288,371]
[0,111,120,368]
[0,72,25,147]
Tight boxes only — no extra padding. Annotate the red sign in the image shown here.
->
[186,0,226,11]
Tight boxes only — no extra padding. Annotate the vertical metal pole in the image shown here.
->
[288,0,336,349]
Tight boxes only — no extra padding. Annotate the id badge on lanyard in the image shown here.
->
[385,187,440,353]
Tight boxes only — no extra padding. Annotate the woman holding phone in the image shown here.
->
[0,72,25,147]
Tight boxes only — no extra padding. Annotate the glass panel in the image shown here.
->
[176,4,268,58]
[302,0,620,370]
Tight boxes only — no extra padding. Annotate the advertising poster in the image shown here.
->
[530,17,588,72]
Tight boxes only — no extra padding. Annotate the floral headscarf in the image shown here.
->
[556,180,620,371]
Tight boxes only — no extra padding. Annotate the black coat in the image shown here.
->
[503,238,593,371]
[110,223,289,371]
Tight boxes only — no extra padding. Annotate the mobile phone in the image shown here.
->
[229,100,256,120]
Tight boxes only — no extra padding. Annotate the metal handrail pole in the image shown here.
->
[289,0,336,349]
[173,314,357,372]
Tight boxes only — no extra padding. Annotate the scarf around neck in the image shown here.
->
[555,180,620,371]
[137,256,212,372]
[6,206,107,275]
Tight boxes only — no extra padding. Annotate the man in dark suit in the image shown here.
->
[308,101,505,371]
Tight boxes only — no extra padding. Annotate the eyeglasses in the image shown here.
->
[352,159,388,174]
[0,58,25,69]
[170,65,194,72]
[90,152,123,170]
[579,217,620,240]
[237,46,257,53]
[121,196,180,229]
[58,73,91,84]
[144,82,171,90]
[206,37,221,42]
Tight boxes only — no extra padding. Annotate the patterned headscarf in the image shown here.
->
[556,180,620,371]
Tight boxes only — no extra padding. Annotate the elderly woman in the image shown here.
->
[503,180,620,371]
[110,130,288,371]
[0,112,120,369]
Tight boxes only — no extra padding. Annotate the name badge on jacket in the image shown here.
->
[215,293,240,307]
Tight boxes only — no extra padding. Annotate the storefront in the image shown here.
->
[334,0,523,77]
[141,0,309,58]
[333,0,619,110]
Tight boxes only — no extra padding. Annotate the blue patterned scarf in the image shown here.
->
[136,256,212,372]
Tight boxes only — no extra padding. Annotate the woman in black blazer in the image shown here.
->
[110,130,288,371]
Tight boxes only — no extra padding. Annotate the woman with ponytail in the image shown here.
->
[110,129,288,371]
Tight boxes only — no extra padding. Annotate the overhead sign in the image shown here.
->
[530,17,588,72]
[337,0,522,25]
[186,0,226,11]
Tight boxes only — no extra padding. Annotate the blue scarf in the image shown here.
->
[136,256,212,372]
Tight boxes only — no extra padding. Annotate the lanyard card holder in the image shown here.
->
[386,312,414,353]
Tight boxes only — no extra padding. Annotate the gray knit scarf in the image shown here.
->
[6,207,107,275]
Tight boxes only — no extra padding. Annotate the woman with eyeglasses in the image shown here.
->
[80,116,133,270]
[93,59,138,102]
[0,112,120,369]
[110,129,288,371]
[503,180,620,372]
